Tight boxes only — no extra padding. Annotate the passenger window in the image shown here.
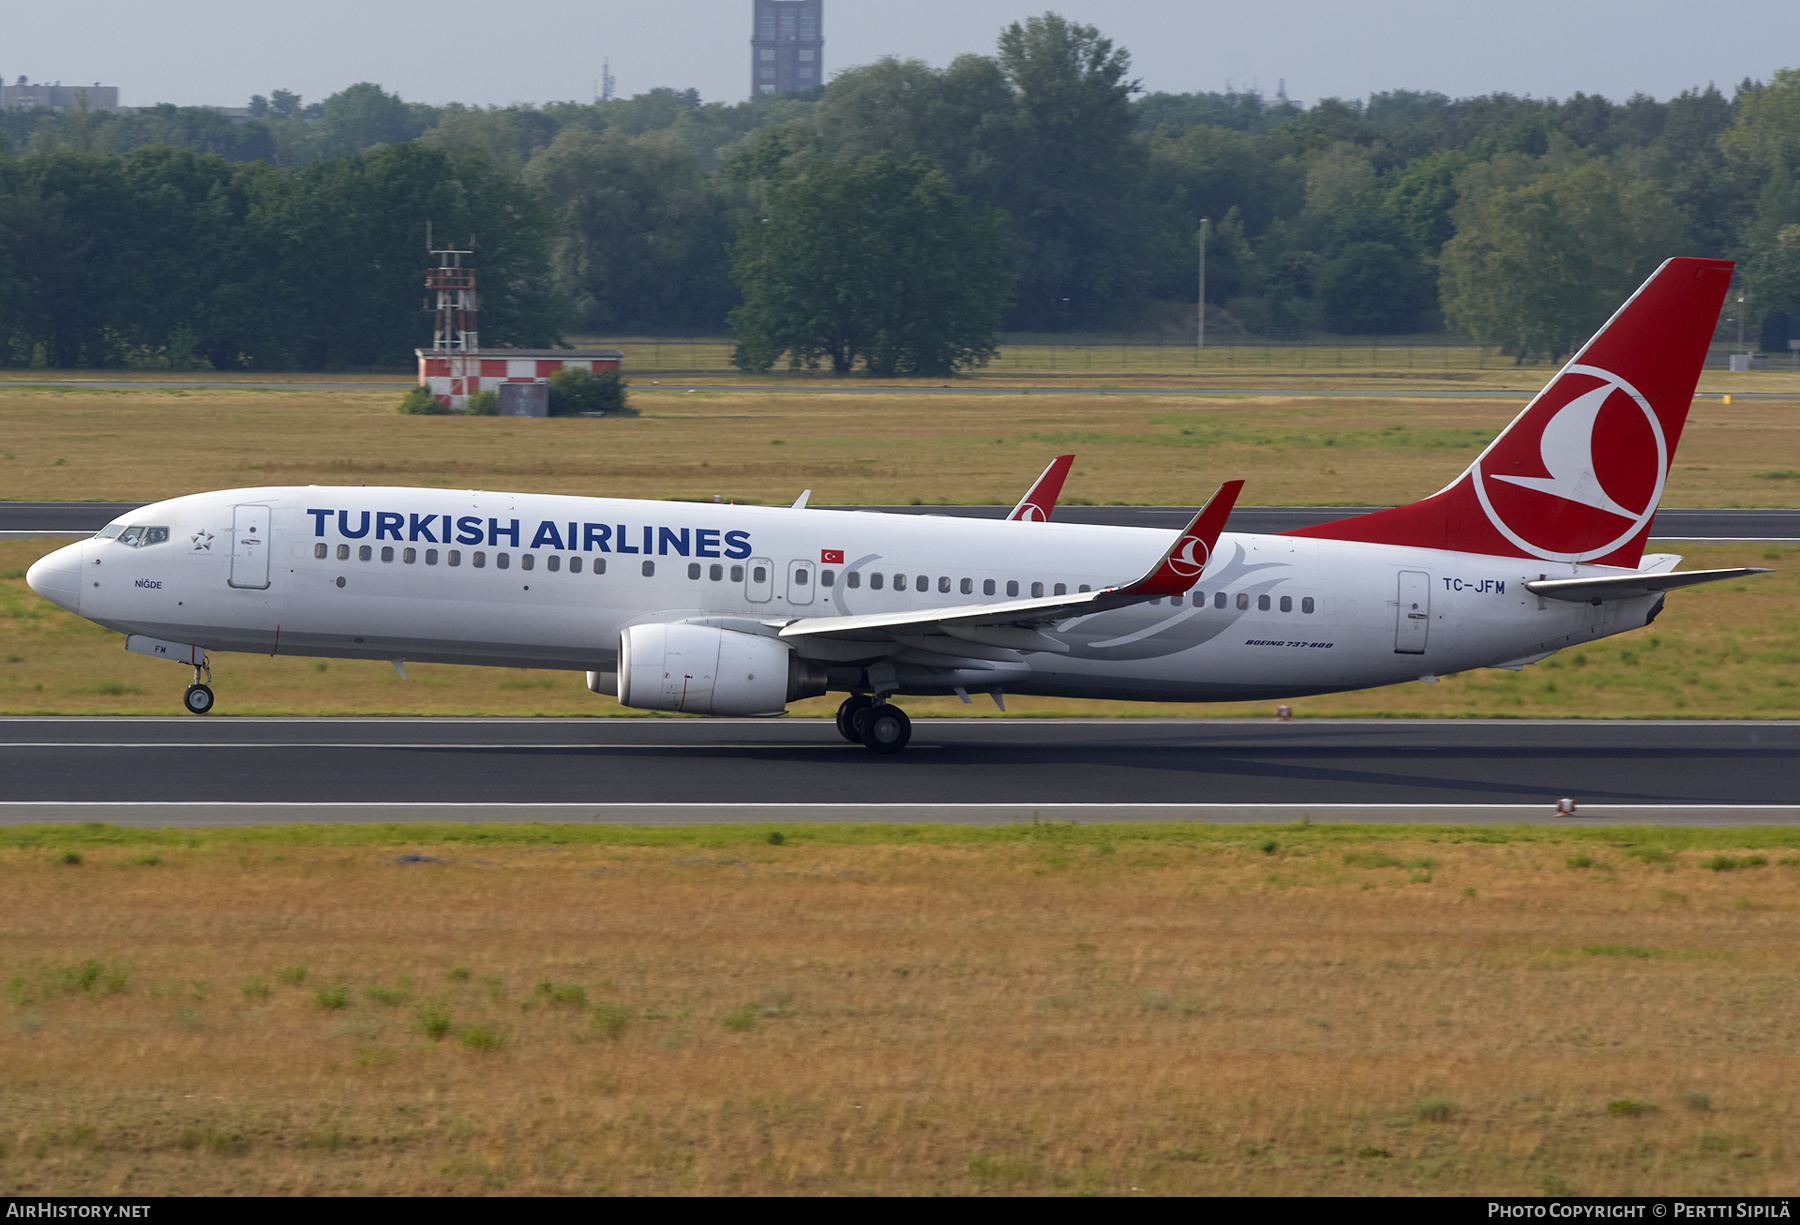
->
[1215,591,1227,609]
[983,579,996,596]
[359,545,372,562]
[937,576,950,594]
[960,578,973,595]
[546,555,560,572]
[795,568,809,586]
[820,570,834,587]
[337,544,350,560]
[729,564,742,582]
[688,563,701,580]
[1171,593,1183,606]
[752,564,767,583]
[710,564,723,581]
[1258,594,1271,611]
[1031,582,1044,598]
[520,554,534,571]
[1079,584,1091,593]
[314,543,327,560]
[894,574,907,591]
[1235,592,1248,610]
[1302,596,1315,614]
[496,553,510,570]
[1006,581,1019,597]
[380,546,394,562]
[426,549,439,565]
[448,550,461,567]
[871,573,884,590]
[641,560,655,577]
[845,570,860,588]
[473,551,486,568]
[1280,595,1292,612]
[1054,583,1067,596]
[1192,591,1203,604]
[403,547,416,564]
[594,558,606,574]
[569,556,582,574]
[1150,597,1163,606]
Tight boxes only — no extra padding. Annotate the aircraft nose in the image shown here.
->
[25,542,84,614]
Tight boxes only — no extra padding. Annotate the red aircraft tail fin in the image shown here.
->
[1288,257,1733,567]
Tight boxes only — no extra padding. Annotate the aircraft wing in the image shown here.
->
[1007,454,1075,521]
[778,481,1242,656]
[1524,567,1770,604]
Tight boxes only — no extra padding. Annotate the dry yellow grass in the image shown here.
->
[3,826,1797,1195]
[0,382,1795,507]
[4,539,1791,718]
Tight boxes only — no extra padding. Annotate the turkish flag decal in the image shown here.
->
[821,549,845,564]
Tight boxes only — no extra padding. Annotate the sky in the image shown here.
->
[6,0,1794,112]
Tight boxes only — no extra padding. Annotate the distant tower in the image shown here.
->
[751,0,823,97]
[422,228,479,411]
[600,58,615,103]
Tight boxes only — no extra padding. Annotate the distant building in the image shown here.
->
[2,78,121,113]
[751,0,823,97]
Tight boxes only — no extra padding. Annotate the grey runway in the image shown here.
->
[2,718,1795,826]
[5,502,1795,541]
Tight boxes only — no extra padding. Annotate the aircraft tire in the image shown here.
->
[835,695,872,743]
[861,704,911,754]
[183,684,215,716]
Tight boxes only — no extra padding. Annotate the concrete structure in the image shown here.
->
[751,0,823,97]
[3,78,120,113]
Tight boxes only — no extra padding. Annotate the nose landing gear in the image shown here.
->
[835,694,910,753]
[182,661,215,715]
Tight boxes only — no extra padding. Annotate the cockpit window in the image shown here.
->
[111,526,170,548]
[95,524,124,539]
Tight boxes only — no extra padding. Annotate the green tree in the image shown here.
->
[1316,241,1433,333]
[529,127,735,332]
[728,152,1010,376]
[1438,161,1686,361]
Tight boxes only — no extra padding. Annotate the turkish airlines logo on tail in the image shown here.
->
[1470,364,1667,562]
[1014,502,1049,523]
[1166,532,1211,579]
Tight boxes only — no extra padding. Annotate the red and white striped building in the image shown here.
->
[413,349,623,412]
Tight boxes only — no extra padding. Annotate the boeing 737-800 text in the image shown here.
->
[25,258,1768,752]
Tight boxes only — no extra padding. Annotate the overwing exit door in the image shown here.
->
[1394,570,1429,654]
[786,559,815,605]
[228,505,271,590]
[745,556,774,603]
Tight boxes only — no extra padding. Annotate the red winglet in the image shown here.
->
[1112,480,1243,597]
[1008,454,1075,522]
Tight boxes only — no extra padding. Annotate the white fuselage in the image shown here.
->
[29,486,1660,703]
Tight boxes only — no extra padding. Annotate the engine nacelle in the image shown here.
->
[616,623,826,716]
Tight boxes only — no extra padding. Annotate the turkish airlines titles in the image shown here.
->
[303,508,755,559]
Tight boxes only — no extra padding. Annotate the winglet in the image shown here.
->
[1008,455,1075,522]
[1109,480,1243,598]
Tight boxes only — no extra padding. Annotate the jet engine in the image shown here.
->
[616,622,827,716]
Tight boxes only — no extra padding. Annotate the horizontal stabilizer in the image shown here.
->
[1524,567,1770,604]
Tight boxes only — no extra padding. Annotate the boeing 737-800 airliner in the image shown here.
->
[25,258,1769,752]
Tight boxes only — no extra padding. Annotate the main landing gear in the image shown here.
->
[835,694,912,754]
[182,661,214,715]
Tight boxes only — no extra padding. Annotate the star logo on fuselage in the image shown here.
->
[190,531,214,552]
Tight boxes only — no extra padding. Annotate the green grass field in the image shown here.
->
[4,820,1797,1195]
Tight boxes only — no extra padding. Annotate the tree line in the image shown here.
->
[2,13,1798,371]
